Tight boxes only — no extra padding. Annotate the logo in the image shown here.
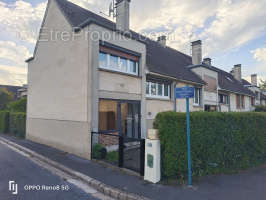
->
[9,181,18,195]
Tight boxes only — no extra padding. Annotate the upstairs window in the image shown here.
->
[146,81,170,99]
[194,88,201,106]
[99,51,139,76]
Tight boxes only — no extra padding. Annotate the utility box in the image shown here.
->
[144,129,161,183]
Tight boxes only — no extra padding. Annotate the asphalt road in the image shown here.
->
[0,142,103,200]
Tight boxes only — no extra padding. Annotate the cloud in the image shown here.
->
[0,41,31,65]
[0,64,27,85]
[0,0,47,44]
[250,47,266,80]
[251,48,266,62]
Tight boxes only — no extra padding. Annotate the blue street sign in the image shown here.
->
[175,86,193,186]
[175,87,195,99]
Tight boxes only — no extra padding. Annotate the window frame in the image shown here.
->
[193,88,201,106]
[146,81,170,99]
[99,51,139,76]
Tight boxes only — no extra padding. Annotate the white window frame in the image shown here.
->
[146,82,170,99]
[99,52,139,76]
[193,88,201,106]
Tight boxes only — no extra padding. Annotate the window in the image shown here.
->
[255,92,259,100]
[99,100,118,131]
[236,95,241,109]
[99,52,139,76]
[241,95,245,109]
[146,81,170,99]
[194,88,201,106]
[219,94,229,104]
[251,97,255,106]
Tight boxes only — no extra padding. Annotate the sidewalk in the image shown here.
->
[1,134,266,200]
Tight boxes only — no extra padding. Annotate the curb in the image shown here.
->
[0,137,150,200]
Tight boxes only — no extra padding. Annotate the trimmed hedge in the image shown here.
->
[154,111,266,179]
[9,112,26,138]
[255,105,266,112]
[0,111,9,133]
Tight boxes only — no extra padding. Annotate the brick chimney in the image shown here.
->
[233,64,242,82]
[251,74,257,86]
[191,40,202,65]
[157,36,166,47]
[203,58,211,66]
[116,0,131,32]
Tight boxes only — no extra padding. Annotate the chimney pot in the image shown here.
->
[191,40,202,65]
[203,58,211,66]
[233,64,242,81]
[116,0,131,32]
[157,36,166,47]
[251,74,258,86]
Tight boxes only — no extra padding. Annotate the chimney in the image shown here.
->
[157,36,166,47]
[191,40,202,65]
[251,74,257,86]
[203,58,211,66]
[233,64,242,81]
[116,0,131,32]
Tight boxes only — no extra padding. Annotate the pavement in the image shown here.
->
[1,134,266,200]
[0,140,108,200]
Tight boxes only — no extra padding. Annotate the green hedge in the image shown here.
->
[0,111,9,133]
[154,111,266,179]
[255,105,266,112]
[9,112,26,138]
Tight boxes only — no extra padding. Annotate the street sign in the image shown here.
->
[175,87,194,99]
[174,86,194,186]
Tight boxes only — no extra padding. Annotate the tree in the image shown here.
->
[7,97,27,113]
[0,88,14,110]
[259,79,266,90]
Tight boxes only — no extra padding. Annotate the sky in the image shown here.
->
[0,0,266,86]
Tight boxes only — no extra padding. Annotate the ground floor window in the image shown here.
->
[146,81,170,99]
[194,88,201,106]
[98,99,140,139]
[219,94,229,104]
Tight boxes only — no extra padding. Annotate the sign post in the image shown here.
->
[175,86,194,186]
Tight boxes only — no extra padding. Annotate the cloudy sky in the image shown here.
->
[0,0,266,86]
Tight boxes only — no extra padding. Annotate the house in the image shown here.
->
[26,0,206,159]
[25,0,257,160]
[17,84,28,99]
[189,42,255,112]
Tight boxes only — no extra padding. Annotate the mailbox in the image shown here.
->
[144,130,161,183]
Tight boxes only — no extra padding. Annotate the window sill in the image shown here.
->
[99,67,141,78]
[146,97,171,101]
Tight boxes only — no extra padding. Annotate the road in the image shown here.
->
[0,142,109,200]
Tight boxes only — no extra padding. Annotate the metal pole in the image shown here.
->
[186,97,192,186]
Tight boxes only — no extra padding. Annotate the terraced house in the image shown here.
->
[25,0,257,160]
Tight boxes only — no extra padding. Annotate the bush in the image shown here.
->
[154,111,266,179]
[92,144,107,159]
[7,98,27,113]
[106,151,119,163]
[255,105,266,112]
[0,111,9,133]
[9,112,26,138]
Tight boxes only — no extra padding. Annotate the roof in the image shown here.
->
[241,79,252,86]
[190,64,255,97]
[48,0,205,85]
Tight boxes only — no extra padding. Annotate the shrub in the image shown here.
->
[7,98,27,113]
[154,111,266,179]
[106,151,119,163]
[0,111,9,133]
[92,144,107,159]
[9,112,26,138]
[255,105,266,112]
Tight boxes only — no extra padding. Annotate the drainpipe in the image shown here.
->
[174,82,177,112]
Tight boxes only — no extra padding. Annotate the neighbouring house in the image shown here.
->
[25,0,258,160]
[0,85,23,100]
[189,42,255,112]
[17,84,28,99]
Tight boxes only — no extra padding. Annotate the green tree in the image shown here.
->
[0,88,14,110]
[259,79,266,90]
[7,97,27,113]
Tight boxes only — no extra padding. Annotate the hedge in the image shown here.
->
[0,111,9,133]
[9,112,26,138]
[255,105,266,112]
[154,111,266,179]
